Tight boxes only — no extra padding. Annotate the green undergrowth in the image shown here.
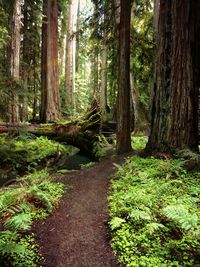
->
[109,156,200,266]
[0,133,73,178]
[0,170,65,266]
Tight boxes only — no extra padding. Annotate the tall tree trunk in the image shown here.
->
[8,0,21,123]
[110,0,120,119]
[21,0,29,122]
[130,73,137,130]
[58,32,66,79]
[153,0,159,36]
[71,0,79,113]
[100,5,108,122]
[91,1,99,99]
[147,0,200,152]
[75,0,80,72]
[32,56,38,121]
[100,43,108,122]
[113,0,120,27]
[65,1,72,108]
[116,0,132,154]
[41,0,61,122]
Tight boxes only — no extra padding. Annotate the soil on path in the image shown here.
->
[34,154,127,267]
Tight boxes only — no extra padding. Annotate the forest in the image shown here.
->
[0,0,199,266]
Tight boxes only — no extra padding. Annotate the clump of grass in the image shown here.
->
[109,156,200,266]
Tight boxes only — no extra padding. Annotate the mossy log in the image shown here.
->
[0,107,101,157]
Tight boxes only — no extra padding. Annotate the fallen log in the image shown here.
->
[0,107,101,157]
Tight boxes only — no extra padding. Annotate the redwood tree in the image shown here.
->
[147,0,200,152]
[65,0,72,108]
[8,0,21,123]
[21,0,29,122]
[41,0,61,122]
[116,0,133,154]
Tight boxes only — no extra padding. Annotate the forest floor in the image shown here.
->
[34,152,130,267]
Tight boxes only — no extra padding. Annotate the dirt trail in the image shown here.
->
[34,155,127,267]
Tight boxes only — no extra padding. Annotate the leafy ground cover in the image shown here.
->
[0,133,76,185]
[0,133,72,266]
[109,155,200,266]
[0,170,65,266]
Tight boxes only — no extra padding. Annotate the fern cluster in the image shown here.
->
[0,170,65,266]
[109,156,200,266]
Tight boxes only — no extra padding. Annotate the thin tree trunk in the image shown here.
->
[59,35,66,78]
[100,42,108,122]
[65,1,72,108]
[91,1,99,99]
[8,0,21,123]
[100,5,108,122]
[75,0,80,72]
[32,56,37,121]
[41,0,48,121]
[116,0,132,154]
[113,0,120,28]
[72,31,77,112]
[71,0,79,113]
[130,74,137,130]
[21,0,29,122]
[110,0,120,118]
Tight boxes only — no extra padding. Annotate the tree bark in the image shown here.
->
[41,0,61,122]
[153,0,159,36]
[71,0,79,113]
[75,0,80,72]
[116,0,132,154]
[91,1,99,99]
[65,0,72,108]
[21,0,29,122]
[100,5,108,122]
[8,0,21,123]
[147,0,200,152]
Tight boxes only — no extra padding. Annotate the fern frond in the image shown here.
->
[128,209,151,221]
[163,205,198,231]
[0,231,26,255]
[4,213,33,231]
[109,217,126,230]
[28,185,53,211]
[144,223,165,235]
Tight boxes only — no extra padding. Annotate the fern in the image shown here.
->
[4,213,33,231]
[109,155,200,266]
[0,231,39,266]
[0,231,25,255]
[144,223,165,235]
[128,209,152,222]
[163,205,199,231]
[109,217,126,230]
[28,185,53,212]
